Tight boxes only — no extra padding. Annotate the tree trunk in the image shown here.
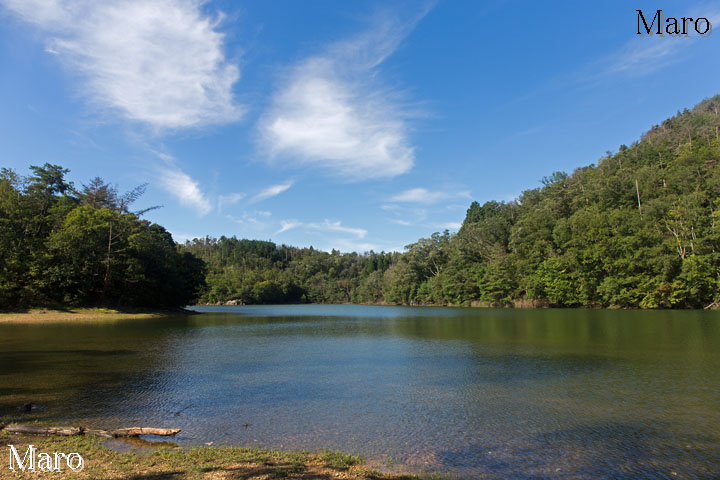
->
[103,220,113,296]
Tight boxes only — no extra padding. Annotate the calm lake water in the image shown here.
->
[2,305,719,478]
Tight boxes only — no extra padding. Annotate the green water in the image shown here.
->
[1,305,719,478]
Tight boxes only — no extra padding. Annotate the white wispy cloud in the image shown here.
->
[225,214,244,225]
[385,207,428,222]
[389,187,471,205]
[327,238,404,254]
[169,232,200,243]
[331,239,382,254]
[390,219,414,226]
[582,8,720,81]
[445,204,469,211]
[251,182,293,203]
[224,211,271,229]
[388,215,461,231]
[158,167,212,216]
[151,149,177,164]
[244,211,269,227]
[436,221,461,230]
[2,0,242,129]
[311,220,367,237]
[380,204,401,212]
[259,9,430,180]
[217,192,246,212]
[605,39,683,76]
[277,219,302,234]
[275,219,367,238]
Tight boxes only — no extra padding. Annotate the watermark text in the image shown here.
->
[8,444,84,473]
[637,9,712,36]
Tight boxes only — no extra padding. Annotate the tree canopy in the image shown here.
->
[183,95,720,309]
[0,166,204,309]
[5,95,720,310]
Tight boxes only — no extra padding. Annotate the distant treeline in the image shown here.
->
[184,95,720,309]
[0,167,204,309]
[180,238,397,305]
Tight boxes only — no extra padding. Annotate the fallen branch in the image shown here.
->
[84,428,115,439]
[111,427,181,437]
[3,424,180,438]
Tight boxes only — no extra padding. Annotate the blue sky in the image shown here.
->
[2,0,720,252]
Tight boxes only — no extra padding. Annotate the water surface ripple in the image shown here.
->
[1,305,719,479]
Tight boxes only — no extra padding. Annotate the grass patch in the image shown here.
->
[317,449,363,469]
[0,431,432,479]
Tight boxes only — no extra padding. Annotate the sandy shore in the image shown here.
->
[0,308,189,324]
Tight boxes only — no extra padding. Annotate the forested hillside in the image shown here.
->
[4,96,720,310]
[187,95,720,308]
[0,165,205,309]
[181,238,397,304]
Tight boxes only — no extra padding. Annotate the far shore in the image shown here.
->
[0,308,193,324]
[5,303,718,324]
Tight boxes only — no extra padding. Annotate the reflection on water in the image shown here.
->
[2,305,719,478]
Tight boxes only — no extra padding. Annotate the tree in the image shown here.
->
[0,165,204,309]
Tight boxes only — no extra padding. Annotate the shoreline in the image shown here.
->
[3,303,718,324]
[0,308,194,324]
[0,429,421,479]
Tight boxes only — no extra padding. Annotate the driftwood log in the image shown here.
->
[4,425,82,436]
[111,427,180,437]
[3,424,180,438]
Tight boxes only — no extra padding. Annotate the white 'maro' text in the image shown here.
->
[8,444,85,473]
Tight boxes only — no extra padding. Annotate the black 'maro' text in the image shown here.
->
[637,9,712,36]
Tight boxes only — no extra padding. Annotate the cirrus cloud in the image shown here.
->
[2,0,242,130]
[158,167,212,216]
[389,187,471,205]
[259,10,430,181]
[251,182,293,203]
[276,219,367,238]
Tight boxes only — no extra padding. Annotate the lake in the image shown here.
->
[1,305,719,478]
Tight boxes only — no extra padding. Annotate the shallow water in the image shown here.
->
[2,305,719,478]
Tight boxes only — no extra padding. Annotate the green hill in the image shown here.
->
[186,95,720,309]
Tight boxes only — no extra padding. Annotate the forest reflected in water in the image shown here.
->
[2,305,719,479]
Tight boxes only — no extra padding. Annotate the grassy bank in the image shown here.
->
[0,431,424,479]
[0,308,191,324]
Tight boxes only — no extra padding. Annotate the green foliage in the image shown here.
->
[0,166,204,310]
[187,94,720,309]
[180,237,396,305]
[9,95,720,310]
